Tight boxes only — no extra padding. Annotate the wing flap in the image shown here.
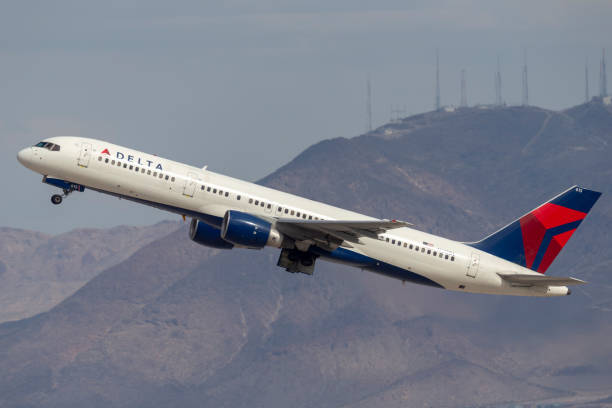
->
[274,219,410,249]
[498,273,586,286]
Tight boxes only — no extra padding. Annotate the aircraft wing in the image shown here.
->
[497,273,586,286]
[274,218,410,249]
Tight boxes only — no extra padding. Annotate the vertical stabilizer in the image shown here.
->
[469,186,601,273]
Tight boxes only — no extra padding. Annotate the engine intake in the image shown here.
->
[221,210,283,248]
[189,219,234,249]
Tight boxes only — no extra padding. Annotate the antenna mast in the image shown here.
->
[435,50,441,110]
[366,74,372,131]
[521,50,529,106]
[495,56,502,106]
[585,59,590,103]
[460,69,467,107]
[600,48,608,97]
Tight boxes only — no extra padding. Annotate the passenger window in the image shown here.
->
[409,244,413,249]
[129,165,133,170]
[302,214,306,219]
[386,238,389,242]
[117,162,121,167]
[439,253,443,258]
[267,203,271,209]
[135,167,139,172]
[278,207,282,212]
[98,156,102,161]
[398,241,401,246]
[260,202,264,207]
[219,190,223,195]
[112,160,115,165]
[201,185,204,190]
[249,198,253,204]
[433,251,437,256]
[105,158,109,163]
[165,175,169,180]
[214,189,218,194]
[309,215,313,220]
[415,246,419,251]
[392,240,395,244]
[421,248,425,253]
[237,195,241,200]
[225,192,229,197]
[296,212,301,217]
[427,249,431,255]
[404,243,407,248]
[451,256,455,261]
[290,210,295,215]
[159,173,163,179]
[207,187,211,192]
[171,176,175,181]
[254,200,259,205]
[124,163,128,168]
[285,209,289,214]
[147,170,151,175]
[445,255,449,260]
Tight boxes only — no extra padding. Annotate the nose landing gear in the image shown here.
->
[51,194,63,205]
[43,177,85,206]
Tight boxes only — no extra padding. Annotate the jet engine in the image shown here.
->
[189,219,234,249]
[220,210,283,248]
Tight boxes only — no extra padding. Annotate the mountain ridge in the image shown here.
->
[2,100,612,407]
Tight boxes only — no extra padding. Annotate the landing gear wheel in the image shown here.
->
[300,254,314,267]
[51,194,63,205]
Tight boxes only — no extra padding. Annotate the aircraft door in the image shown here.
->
[77,142,92,167]
[466,252,480,278]
[183,172,198,197]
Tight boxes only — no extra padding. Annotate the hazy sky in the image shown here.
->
[2,0,611,233]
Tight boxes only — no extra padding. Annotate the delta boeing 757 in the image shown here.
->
[17,137,601,297]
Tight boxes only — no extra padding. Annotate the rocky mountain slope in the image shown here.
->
[0,221,181,323]
[1,100,612,407]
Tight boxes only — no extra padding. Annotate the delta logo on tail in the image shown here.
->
[470,186,601,273]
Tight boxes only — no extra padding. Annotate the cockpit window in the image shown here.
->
[34,142,61,151]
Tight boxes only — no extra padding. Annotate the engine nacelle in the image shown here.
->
[189,219,234,249]
[221,210,283,249]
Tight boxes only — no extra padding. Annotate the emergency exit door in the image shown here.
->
[183,172,198,197]
[77,143,91,167]
[467,252,480,278]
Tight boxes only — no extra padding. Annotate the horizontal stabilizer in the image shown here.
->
[498,273,586,286]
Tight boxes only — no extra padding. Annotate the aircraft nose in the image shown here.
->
[17,147,32,166]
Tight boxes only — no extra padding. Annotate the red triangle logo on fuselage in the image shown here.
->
[101,148,110,155]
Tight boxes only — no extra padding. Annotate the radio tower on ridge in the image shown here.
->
[585,59,590,103]
[600,48,608,98]
[435,50,441,110]
[494,56,502,106]
[366,74,372,132]
[460,69,467,107]
[521,50,529,106]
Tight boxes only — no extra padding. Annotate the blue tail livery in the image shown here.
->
[469,186,601,273]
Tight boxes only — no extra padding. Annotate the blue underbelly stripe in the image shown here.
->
[311,247,444,289]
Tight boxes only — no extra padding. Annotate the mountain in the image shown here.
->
[1,100,612,407]
[0,221,181,323]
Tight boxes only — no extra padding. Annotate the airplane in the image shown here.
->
[17,137,601,297]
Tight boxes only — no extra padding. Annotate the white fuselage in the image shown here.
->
[17,136,569,297]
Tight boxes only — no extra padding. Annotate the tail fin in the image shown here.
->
[469,186,601,273]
